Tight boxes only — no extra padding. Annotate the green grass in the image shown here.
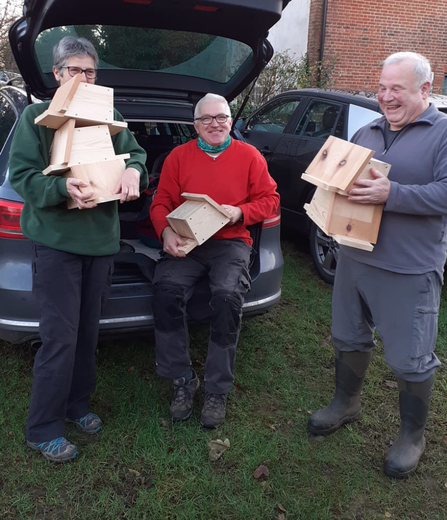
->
[1,239,447,519]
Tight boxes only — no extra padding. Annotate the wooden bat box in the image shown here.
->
[302,136,391,251]
[166,193,232,254]
[34,74,127,135]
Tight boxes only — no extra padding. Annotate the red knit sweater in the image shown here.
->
[150,139,280,246]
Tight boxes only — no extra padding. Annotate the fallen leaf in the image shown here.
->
[268,424,277,431]
[385,380,398,388]
[297,408,302,413]
[444,482,447,488]
[287,420,292,425]
[384,513,391,518]
[278,514,285,520]
[307,410,312,415]
[160,418,169,430]
[208,438,230,461]
[128,366,135,372]
[8,431,13,436]
[127,468,141,477]
[277,503,287,512]
[253,464,270,479]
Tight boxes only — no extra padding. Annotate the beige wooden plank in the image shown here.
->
[327,194,384,244]
[181,192,232,219]
[333,235,374,251]
[65,158,125,210]
[304,136,374,192]
[42,164,71,176]
[68,125,115,165]
[66,83,114,124]
[178,238,198,254]
[48,74,81,115]
[166,216,194,239]
[49,118,76,167]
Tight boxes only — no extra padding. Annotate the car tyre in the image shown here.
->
[309,222,339,285]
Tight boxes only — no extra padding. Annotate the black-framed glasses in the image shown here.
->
[62,66,97,79]
[194,114,231,125]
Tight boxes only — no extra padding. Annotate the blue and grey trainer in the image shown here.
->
[67,412,103,434]
[26,437,78,463]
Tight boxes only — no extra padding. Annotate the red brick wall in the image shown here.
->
[308,0,447,94]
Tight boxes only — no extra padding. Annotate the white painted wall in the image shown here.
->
[268,0,310,58]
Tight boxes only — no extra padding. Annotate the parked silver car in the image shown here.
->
[0,0,287,344]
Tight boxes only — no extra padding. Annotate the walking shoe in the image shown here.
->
[200,393,227,429]
[67,412,103,434]
[170,372,200,422]
[27,437,78,463]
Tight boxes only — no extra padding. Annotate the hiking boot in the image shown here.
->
[27,437,78,463]
[384,375,434,479]
[308,349,371,435]
[67,412,103,434]
[200,393,227,429]
[170,371,200,422]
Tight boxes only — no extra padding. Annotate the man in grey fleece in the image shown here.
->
[307,52,447,478]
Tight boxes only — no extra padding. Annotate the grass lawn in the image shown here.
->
[1,238,447,519]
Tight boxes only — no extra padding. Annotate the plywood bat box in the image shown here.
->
[166,193,232,254]
[302,136,391,251]
[34,74,127,135]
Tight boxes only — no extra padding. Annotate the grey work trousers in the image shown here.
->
[332,252,441,382]
[152,239,252,394]
[26,243,114,442]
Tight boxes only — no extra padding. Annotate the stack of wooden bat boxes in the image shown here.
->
[36,74,129,209]
[303,136,391,251]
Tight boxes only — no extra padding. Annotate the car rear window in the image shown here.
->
[34,25,253,84]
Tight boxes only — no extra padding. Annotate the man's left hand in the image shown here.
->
[114,167,141,203]
[221,204,242,225]
[348,168,391,204]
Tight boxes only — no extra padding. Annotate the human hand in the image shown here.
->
[221,204,243,225]
[161,227,188,257]
[348,168,391,204]
[66,178,96,210]
[113,167,141,204]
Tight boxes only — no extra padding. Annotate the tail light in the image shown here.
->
[262,206,281,229]
[0,199,26,239]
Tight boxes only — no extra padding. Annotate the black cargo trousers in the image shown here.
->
[26,243,114,442]
[152,238,252,394]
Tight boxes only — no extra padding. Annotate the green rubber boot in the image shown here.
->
[384,375,434,479]
[308,349,372,435]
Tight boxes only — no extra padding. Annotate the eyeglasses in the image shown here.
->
[62,66,97,79]
[194,114,231,125]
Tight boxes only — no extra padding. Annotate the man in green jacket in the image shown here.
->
[9,36,148,462]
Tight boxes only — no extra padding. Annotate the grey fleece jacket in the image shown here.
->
[342,103,447,281]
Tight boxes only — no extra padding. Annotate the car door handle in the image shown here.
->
[261,148,272,156]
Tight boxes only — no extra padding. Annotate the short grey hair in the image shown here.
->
[383,52,432,87]
[53,36,99,71]
[194,93,231,119]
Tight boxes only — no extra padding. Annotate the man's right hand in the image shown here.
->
[66,178,96,210]
[162,227,187,258]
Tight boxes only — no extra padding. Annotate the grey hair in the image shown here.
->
[383,52,432,87]
[194,93,231,119]
[53,36,99,71]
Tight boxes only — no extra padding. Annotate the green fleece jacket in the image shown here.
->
[9,102,148,256]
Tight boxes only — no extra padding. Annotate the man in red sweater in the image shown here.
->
[150,93,279,428]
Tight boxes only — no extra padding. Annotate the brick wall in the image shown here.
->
[308,0,447,94]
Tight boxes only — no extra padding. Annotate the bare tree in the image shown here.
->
[0,0,22,72]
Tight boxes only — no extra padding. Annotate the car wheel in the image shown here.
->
[309,222,339,284]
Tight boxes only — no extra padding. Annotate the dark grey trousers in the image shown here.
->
[26,243,114,442]
[332,252,441,382]
[152,239,251,394]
